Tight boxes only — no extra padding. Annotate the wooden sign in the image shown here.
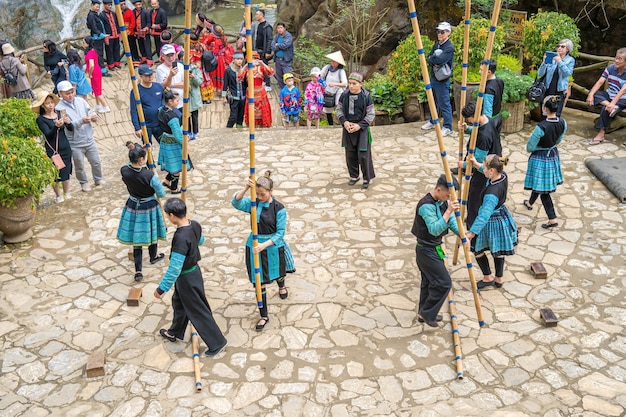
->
[505,10,527,44]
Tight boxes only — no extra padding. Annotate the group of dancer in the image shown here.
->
[413,95,567,327]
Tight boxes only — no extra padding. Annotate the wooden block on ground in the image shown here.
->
[127,287,142,306]
[540,308,558,327]
[86,351,106,377]
[127,251,134,261]
[530,262,547,279]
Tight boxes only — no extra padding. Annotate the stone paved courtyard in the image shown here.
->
[1,73,626,416]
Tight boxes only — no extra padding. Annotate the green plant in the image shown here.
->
[523,11,581,69]
[0,99,57,208]
[496,54,523,73]
[363,73,404,116]
[495,68,534,104]
[387,34,433,101]
[450,18,505,82]
[293,36,333,78]
[323,0,391,72]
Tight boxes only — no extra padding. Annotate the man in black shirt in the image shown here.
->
[254,9,273,90]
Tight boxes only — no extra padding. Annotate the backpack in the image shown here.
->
[2,61,17,86]
[201,50,218,73]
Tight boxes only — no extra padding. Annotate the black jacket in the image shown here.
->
[255,21,273,56]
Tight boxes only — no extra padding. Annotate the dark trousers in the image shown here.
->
[167,267,227,350]
[227,99,245,127]
[466,170,486,229]
[189,109,199,134]
[133,244,157,272]
[128,35,140,62]
[344,133,375,182]
[137,35,152,64]
[105,37,121,68]
[593,91,626,130]
[153,35,163,60]
[262,56,271,86]
[415,245,452,321]
[93,38,107,73]
[529,191,557,220]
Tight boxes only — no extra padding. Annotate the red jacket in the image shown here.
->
[123,8,136,36]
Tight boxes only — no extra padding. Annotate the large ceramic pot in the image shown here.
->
[0,195,35,243]
[403,93,425,122]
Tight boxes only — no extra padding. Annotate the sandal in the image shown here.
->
[588,138,604,145]
[523,200,533,210]
[159,328,177,342]
[255,317,269,331]
[279,287,289,299]
[150,253,165,264]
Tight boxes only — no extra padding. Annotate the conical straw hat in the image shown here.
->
[325,51,346,66]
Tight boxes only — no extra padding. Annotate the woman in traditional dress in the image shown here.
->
[32,91,73,203]
[201,24,231,94]
[240,52,275,127]
[231,172,290,331]
[466,154,518,290]
[157,90,192,194]
[117,145,167,282]
[523,95,566,229]
[43,40,68,94]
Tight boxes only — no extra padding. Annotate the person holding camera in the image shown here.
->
[156,44,184,110]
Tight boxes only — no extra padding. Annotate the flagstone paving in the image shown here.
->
[0,73,625,416]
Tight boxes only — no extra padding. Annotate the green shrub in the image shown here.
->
[495,68,534,104]
[450,18,505,82]
[387,34,433,101]
[496,54,523,73]
[293,36,333,77]
[523,11,580,69]
[363,73,404,116]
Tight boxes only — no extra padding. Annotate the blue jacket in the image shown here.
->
[271,31,294,62]
[538,54,575,93]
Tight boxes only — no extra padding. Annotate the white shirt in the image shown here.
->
[156,62,184,108]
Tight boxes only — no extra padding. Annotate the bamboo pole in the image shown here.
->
[244,0,264,309]
[179,0,192,200]
[113,0,157,173]
[406,0,484,327]
[448,286,463,379]
[452,0,472,265]
[191,325,202,391]
[457,0,503,252]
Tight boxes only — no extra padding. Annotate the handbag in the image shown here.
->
[433,63,452,81]
[46,126,65,170]
[323,92,336,108]
[527,75,547,103]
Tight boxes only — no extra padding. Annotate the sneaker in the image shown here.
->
[81,183,91,192]
[95,179,106,186]
[265,86,272,92]
[92,105,102,113]
[441,127,453,137]
[421,121,435,130]
[64,193,72,200]
[98,106,111,113]
[55,195,64,203]
[609,107,620,117]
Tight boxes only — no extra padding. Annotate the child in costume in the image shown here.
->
[279,72,302,129]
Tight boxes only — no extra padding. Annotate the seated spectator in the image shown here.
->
[586,47,626,145]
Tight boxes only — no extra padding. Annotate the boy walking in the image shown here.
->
[279,73,302,129]
[155,198,228,357]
